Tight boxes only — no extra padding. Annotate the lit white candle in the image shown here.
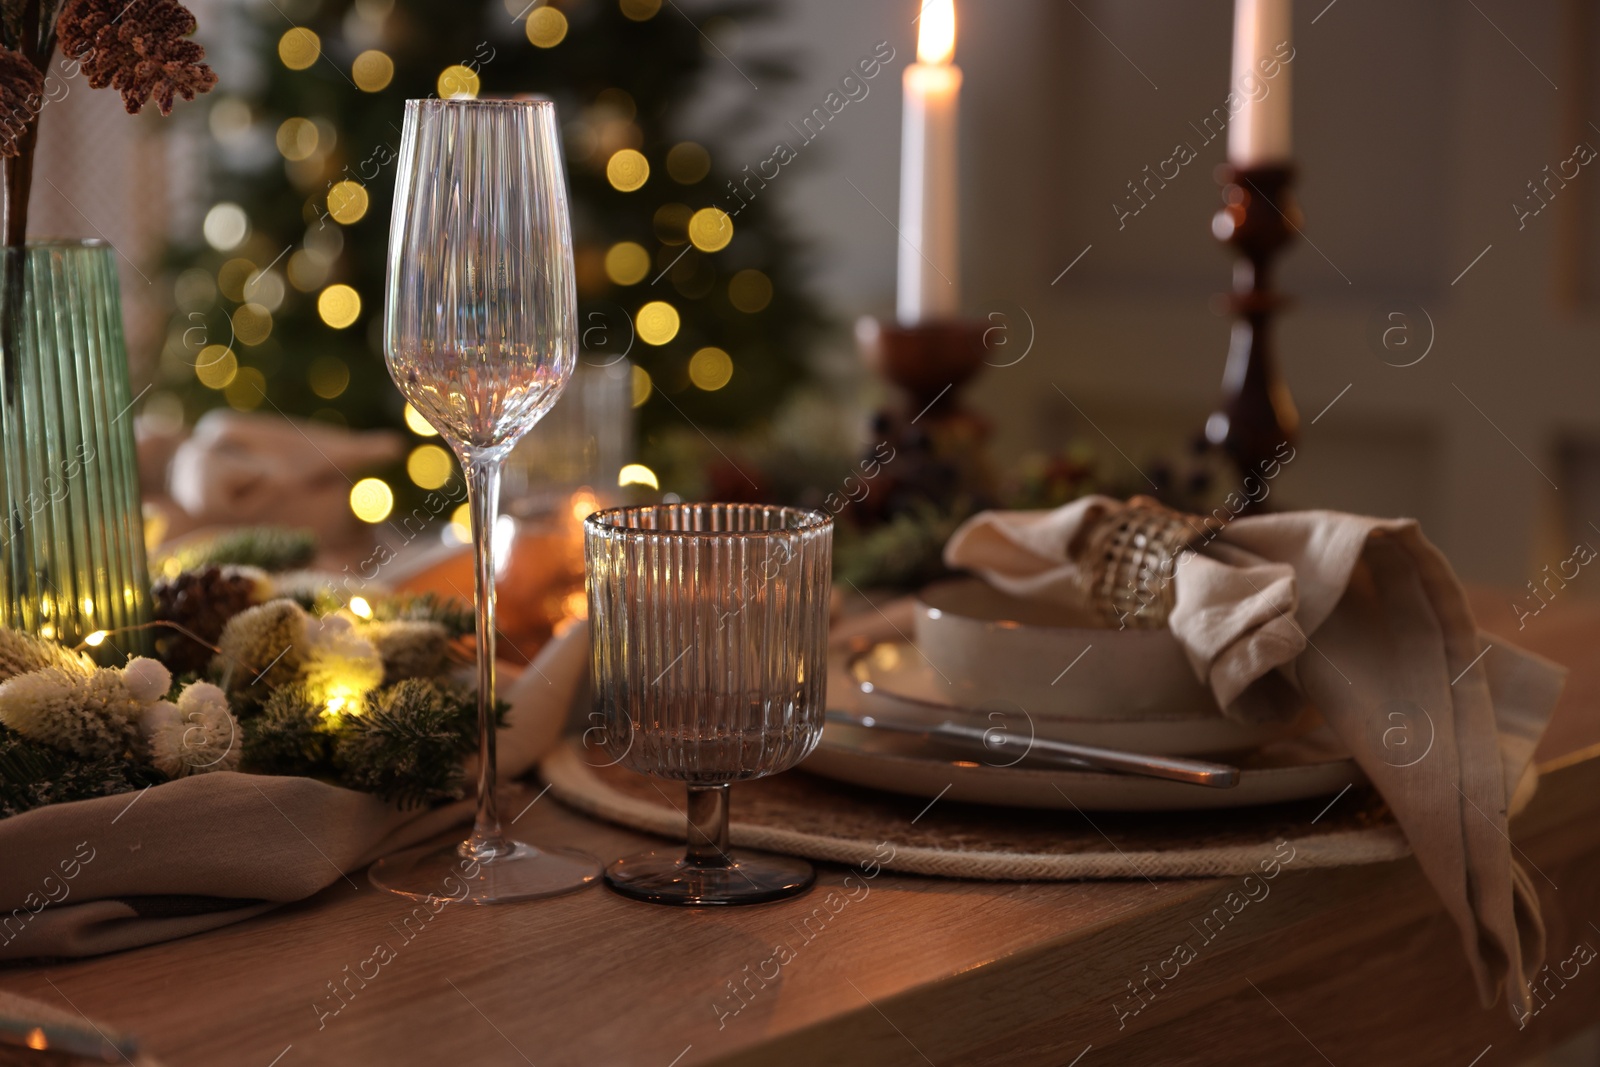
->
[1227,0,1292,167]
[897,0,961,323]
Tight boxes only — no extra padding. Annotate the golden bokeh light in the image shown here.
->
[404,403,439,437]
[604,241,651,286]
[195,345,237,390]
[327,180,369,225]
[618,463,659,489]
[636,301,679,346]
[278,27,321,70]
[620,0,661,20]
[232,303,273,346]
[728,269,773,313]
[450,503,472,541]
[203,203,248,251]
[666,142,710,184]
[653,203,691,245]
[437,65,480,99]
[606,148,649,192]
[287,249,329,292]
[276,117,320,161]
[407,444,454,490]
[225,367,267,411]
[309,355,351,399]
[687,207,733,252]
[688,346,733,391]
[349,596,373,619]
[526,5,568,47]
[349,478,395,524]
[318,284,362,329]
[351,50,394,92]
[217,257,256,302]
[631,364,653,407]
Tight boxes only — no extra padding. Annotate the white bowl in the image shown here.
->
[914,577,1307,729]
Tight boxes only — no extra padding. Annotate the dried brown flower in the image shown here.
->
[0,47,43,157]
[56,0,217,115]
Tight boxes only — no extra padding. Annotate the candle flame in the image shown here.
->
[917,0,955,65]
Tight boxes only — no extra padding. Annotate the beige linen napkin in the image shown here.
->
[0,622,588,962]
[945,496,1566,1021]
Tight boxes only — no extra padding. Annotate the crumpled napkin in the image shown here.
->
[166,409,405,546]
[945,496,1566,1021]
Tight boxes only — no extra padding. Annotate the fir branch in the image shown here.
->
[332,679,479,809]
[240,685,331,778]
[156,527,317,574]
[0,723,162,818]
[368,592,474,640]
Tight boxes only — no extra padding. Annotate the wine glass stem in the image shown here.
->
[465,452,508,860]
[684,783,733,868]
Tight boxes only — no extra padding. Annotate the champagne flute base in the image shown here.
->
[369,839,599,904]
[603,849,814,906]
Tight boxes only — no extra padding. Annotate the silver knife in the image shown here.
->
[825,710,1241,788]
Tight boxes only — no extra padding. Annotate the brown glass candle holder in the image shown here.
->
[1207,164,1301,485]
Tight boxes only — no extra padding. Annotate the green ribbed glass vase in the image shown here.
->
[0,240,151,656]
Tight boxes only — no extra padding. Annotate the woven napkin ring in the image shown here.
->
[1074,496,1203,629]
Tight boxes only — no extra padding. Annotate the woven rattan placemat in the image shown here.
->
[539,741,1412,880]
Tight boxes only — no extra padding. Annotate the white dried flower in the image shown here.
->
[149,681,240,777]
[368,619,450,682]
[0,628,91,682]
[215,599,308,690]
[121,656,172,703]
[0,666,145,758]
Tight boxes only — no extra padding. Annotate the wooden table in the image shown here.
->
[4,597,1600,1066]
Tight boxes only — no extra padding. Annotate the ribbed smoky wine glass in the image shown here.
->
[369,99,599,903]
[585,504,833,905]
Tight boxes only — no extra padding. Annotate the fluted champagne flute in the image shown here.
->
[369,99,599,902]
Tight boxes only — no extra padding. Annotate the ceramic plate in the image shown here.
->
[850,640,1310,756]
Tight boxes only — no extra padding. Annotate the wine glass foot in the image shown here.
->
[604,849,814,906]
[369,839,599,904]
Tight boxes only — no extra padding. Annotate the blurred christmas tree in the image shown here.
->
[155,0,826,518]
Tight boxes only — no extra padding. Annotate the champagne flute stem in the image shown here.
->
[684,783,733,868]
[465,452,507,859]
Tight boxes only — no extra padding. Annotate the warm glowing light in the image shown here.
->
[437,65,480,99]
[570,489,599,523]
[276,117,320,161]
[618,463,659,490]
[218,257,256,301]
[604,241,650,286]
[449,503,472,541]
[917,0,956,65]
[38,625,55,640]
[232,303,273,346]
[620,0,660,18]
[404,403,439,436]
[327,180,369,224]
[225,368,267,411]
[352,49,394,92]
[728,269,773,312]
[636,301,679,345]
[526,5,568,47]
[203,203,248,251]
[666,142,710,184]
[407,444,454,490]
[606,149,650,192]
[688,346,733,391]
[279,27,321,70]
[25,1028,46,1050]
[84,630,108,647]
[318,284,362,328]
[309,356,350,399]
[287,249,329,291]
[562,589,588,620]
[631,365,652,407]
[80,597,94,615]
[350,478,395,523]
[687,207,733,252]
[196,346,238,390]
[349,596,373,619]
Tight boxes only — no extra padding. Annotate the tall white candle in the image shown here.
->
[897,0,961,323]
[1227,0,1293,167]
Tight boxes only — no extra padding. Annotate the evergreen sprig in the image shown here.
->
[368,592,474,640]
[156,527,317,574]
[0,724,162,818]
[332,679,480,809]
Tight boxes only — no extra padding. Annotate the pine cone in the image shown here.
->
[151,566,262,675]
[56,0,216,115]
[0,47,42,157]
